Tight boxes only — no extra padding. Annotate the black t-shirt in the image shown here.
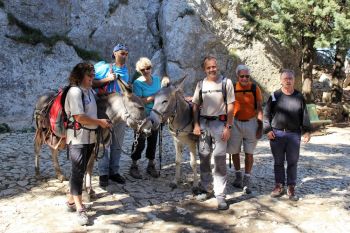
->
[263,89,311,133]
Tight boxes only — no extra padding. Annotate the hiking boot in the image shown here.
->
[270,183,285,198]
[76,208,89,226]
[217,197,229,210]
[243,175,252,194]
[287,185,299,201]
[129,164,142,179]
[99,175,109,187]
[146,163,159,178]
[110,173,126,184]
[232,172,243,188]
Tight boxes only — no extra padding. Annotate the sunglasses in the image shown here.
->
[140,66,152,72]
[117,51,128,56]
[239,75,250,79]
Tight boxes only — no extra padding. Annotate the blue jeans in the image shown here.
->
[98,122,126,176]
[270,129,301,186]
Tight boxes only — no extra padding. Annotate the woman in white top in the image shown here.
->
[64,62,111,225]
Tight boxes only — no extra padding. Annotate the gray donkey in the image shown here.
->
[150,76,199,192]
[34,77,152,196]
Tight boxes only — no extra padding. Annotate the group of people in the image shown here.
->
[62,43,312,225]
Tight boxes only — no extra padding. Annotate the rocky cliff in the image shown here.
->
[0,0,299,130]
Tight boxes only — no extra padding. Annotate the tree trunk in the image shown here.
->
[301,39,315,104]
[331,42,347,103]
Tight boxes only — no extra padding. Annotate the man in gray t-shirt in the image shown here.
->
[192,55,235,210]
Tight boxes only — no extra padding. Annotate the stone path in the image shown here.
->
[0,126,350,233]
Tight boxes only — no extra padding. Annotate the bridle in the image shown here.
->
[152,93,193,136]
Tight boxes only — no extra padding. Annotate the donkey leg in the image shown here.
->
[189,143,199,188]
[84,152,96,200]
[34,130,42,177]
[50,148,66,182]
[170,140,183,189]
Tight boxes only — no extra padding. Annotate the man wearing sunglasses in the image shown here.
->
[227,64,263,195]
[93,43,130,187]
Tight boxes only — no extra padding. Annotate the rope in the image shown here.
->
[158,123,163,175]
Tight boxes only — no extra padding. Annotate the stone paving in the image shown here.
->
[0,126,350,233]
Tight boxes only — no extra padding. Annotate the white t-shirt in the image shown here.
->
[64,86,98,145]
[192,76,235,116]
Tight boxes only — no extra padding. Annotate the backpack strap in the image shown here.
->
[199,76,227,106]
[251,83,257,110]
[271,89,283,115]
[222,76,227,115]
[233,82,257,110]
[198,80,203,105]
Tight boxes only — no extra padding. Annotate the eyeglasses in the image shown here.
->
[120,52,128,56]
[140,66,152,72]
[239,75,250,79]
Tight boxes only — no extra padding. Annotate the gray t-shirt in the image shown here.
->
[64,86,98,145]
[192,76,235,116]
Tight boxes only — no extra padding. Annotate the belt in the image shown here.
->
[274,128,300,133]
[200,115,227,121]
[236,119,249,122]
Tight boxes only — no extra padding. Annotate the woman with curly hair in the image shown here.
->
[64,62,111,225]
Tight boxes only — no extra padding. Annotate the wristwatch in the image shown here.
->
[225,124,232,129]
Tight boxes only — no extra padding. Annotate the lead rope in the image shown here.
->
[158,123,163,176]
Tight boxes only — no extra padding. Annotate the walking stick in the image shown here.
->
[158,123,163,176]
[229,154,232,169]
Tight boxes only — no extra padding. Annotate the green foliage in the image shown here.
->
[239,0,350,50]
[6,13,102,61]
[0,123,10,133]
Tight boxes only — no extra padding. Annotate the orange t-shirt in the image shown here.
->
[233,82,262,120]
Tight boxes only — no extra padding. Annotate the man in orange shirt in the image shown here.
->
[227,64,263,194]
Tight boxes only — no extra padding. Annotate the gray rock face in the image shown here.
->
[0,0,298,130]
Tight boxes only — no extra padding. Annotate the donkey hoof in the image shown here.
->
[192,186,202,195]
[169,182,177,189]
[82,191,91,203]
[57,174,66,182]
[88,189,96,199]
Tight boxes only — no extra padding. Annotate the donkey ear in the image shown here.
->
[174,75,188,91]
[161,76,170,88]
[116,75,132,95]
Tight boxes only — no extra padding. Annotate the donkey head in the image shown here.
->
[150,75,187,129]
[117,77,152,135]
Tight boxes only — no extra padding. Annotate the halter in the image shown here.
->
[152,94,193,137]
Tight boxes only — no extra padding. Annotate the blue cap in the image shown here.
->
[112,44,128,58]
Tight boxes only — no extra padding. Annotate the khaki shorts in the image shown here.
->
[227,117,258,154]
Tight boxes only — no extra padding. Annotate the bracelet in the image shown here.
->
[225,124,232,129]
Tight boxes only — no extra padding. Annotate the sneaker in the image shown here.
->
[66,201,76,212]
[242,175,252,194]
[129,164,142,179]
[287,185,299,201]
[217,197,229,210]
[76,208,89,226]
[99,175,109,187]
[146,164,159,178]
[110,173,126,184]
[270,183,285,198]
[232,172,243,188]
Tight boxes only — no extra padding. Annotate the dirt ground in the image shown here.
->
[0,125,349,233]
